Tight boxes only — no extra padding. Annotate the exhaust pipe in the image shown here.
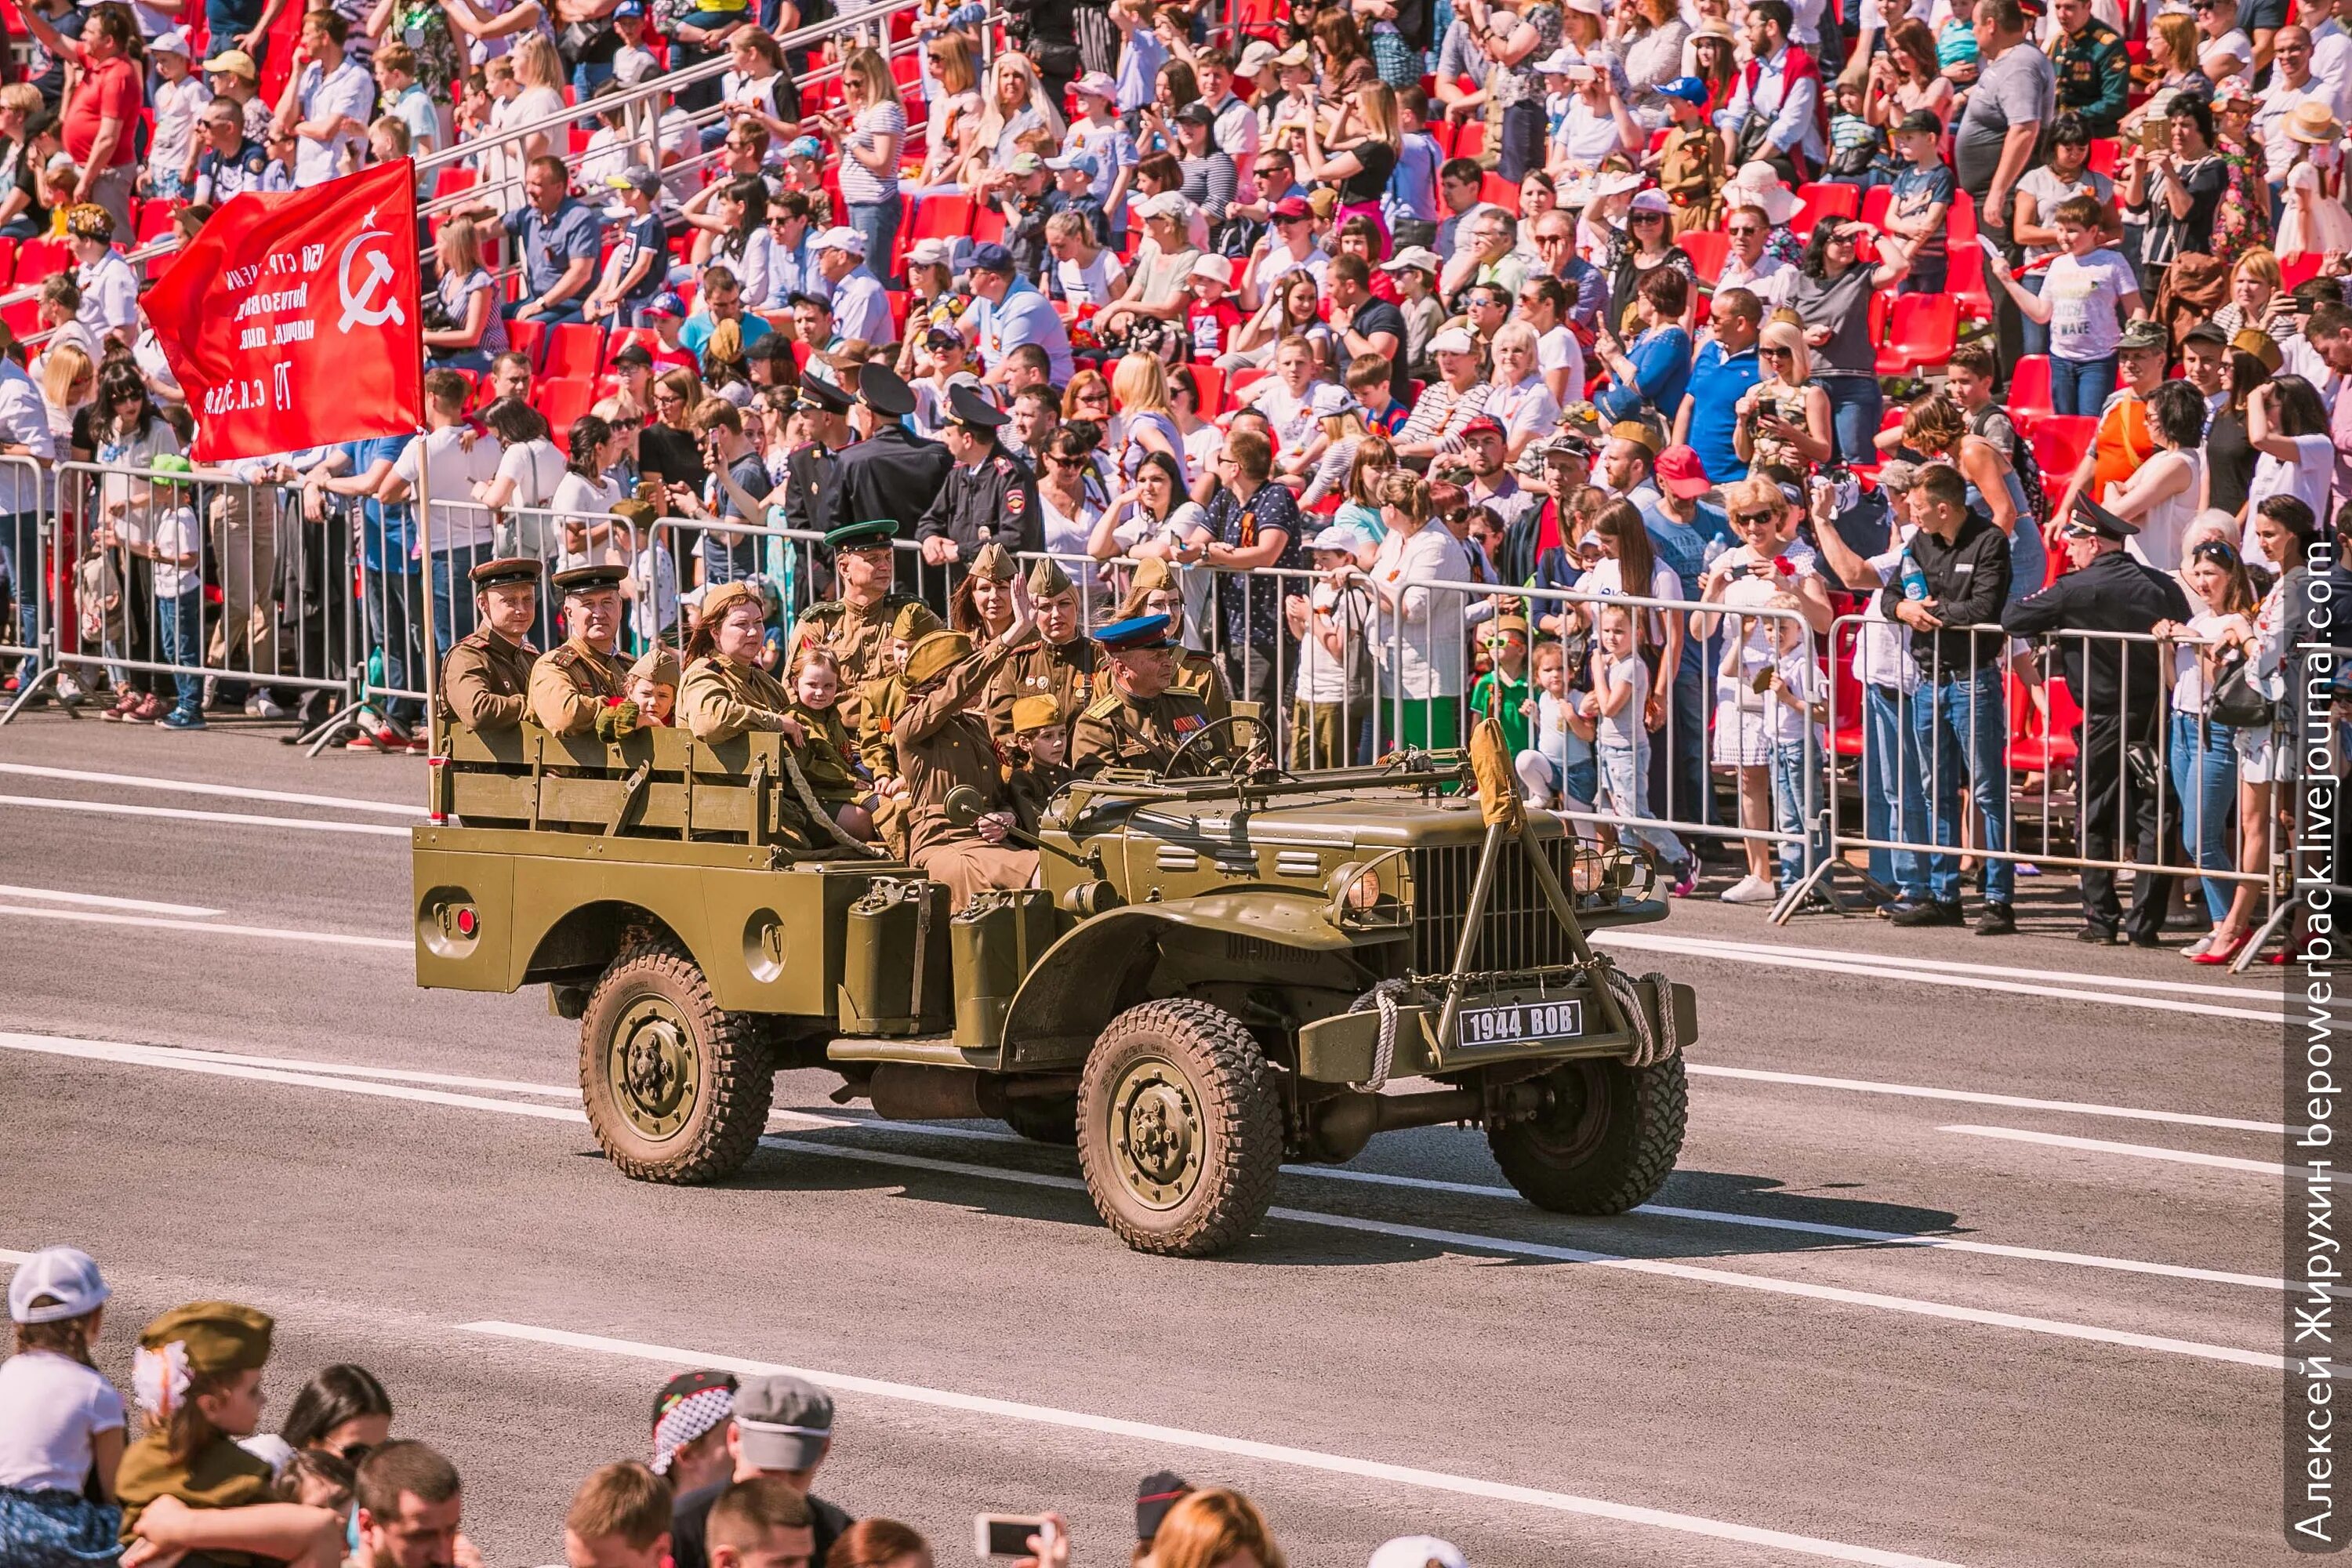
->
[867,1064,1008,1123]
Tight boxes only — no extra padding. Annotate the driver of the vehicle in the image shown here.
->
[1069,614,1226,778]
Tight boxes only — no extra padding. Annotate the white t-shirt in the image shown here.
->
[1537,324,1587,401]
[151,73,212,178]
[394,426,504,551]
[1054,248,1127,309]
[151,506,201,598]
[1253,381,1321,462]
[2247,434,2336,564]
[1594,654,1648,747]
[2170,606,2230,713]
[2113,448,2200,574]
[0,1350,125,1493]
[1764,644,1824,746]
[2041,247,2136,365]
[1296,579,1370,702]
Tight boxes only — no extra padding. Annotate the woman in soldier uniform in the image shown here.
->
[681,583,808,746]
[894,587,1040,911]
[948,540,1020,640]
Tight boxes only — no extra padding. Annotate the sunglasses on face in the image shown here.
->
[1727,225,1762,238]
[1631,211,1665,223]
[1733,509,1776,527]
[1761,346,1792,358]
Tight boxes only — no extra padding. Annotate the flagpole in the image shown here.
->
[417,416,439,755]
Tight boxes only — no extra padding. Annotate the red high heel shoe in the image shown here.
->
[2193,929,2252,966]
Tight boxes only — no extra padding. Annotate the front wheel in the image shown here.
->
[579,938,773,1183]
[1076,999,1283,1256]
[1487,1055,1686,1214]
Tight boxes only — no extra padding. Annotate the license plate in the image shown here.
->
[1456,1000,1584,1047]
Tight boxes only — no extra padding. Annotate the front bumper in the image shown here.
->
[1294,973,1698,1083]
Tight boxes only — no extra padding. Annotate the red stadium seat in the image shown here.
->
[1478,170,1521,216]
[1860,185,1892,229]
[2086,138,2122,176]
[541,322,603,379]
[15,238,68,284]
[1875,294,1959,377]
[505,318,548,370]
[1229,366,1269,402]
[433,165,477,200]
[1676,229,1729,284]
[0,238,17,287]
[909,194,973,242]
[605,326,663,366]
[2030,414,2098,484]
[2008,355,2053,430]
[1454,119,1485,160]
[1946,189,1979,250]
[970,204,1007,246]
[1181,361,1225,416]
[2006,674,2083,771]
[1947,240,1994,321]
[1,296,37,339]
[135,202,182,243]
[1791,181,1857,239]
[536,376,596,447]
[887,289,912,335]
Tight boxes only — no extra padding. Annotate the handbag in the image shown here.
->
[2209,648,2277,729]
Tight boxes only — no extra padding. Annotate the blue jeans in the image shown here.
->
[2,510,42,669]
[2047,353,2118,418]
[1647,655,1708,829]
[848,198,902,289]
[156,586,203,713]
[429,544,490,675]
[205,0,267,62]
[1864,682,1929,900]
[1819,374,1883,466]
[1598,737,1687,865]
[428,347,494,373]
[1912,663,2012,905]
[571,60,615,98]
[1899,252,1947,296]
[1766,737,1829,889]
[2019,270,2049,358]
[501,298,585,326]
[2167,709,2239,922]
[365,562,426,728]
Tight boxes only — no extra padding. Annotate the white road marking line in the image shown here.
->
[0,793,412,837]
[0,1033,578,1097]
[1942,1125,2289,1178]
[0,884,221,916]
[1602,929,2274,1004]
[0,1031,2279,1370]
[1595,931,2281,1023]
[0,906,408,949]
[0,762,423,816]
[758,1134,2282,1372]
[460,1319,1965,1568]
[1688,1065,2288,1135]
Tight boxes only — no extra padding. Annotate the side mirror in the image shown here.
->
[943,785,985,829]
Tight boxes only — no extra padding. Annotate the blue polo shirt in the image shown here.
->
[969,278,1074,385]
[1682,339,1762,486]
[1595,325,1692,426]
[347,434,414,575]
[502,197,606,301]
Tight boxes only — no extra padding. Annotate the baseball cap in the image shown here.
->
[1138,191,1192,220]
[1045,149,1099,177]
[1532,46,1583,74]
[1136,1472,1192,1541]
[2182,319,2230,348]
[1237,38,1281,74]
[1174,100,1217,128]
[205,48,258,78]
[1428,326,1478,356]
[1459,414,1504,441]
[1368,1538,1469,1568]
[1655,444,1711,499]
[1189,252,1234,286]
[604,164,660,196]
[612,0,643,14]
[1380,245,1440,275]
[785,135,825,162]
[1308,380,1353,417]
[1272,194,1312,220]
[1659,75,1710,106]
[2118,318,2169,352]
[906,237,953,269]
[151,27,191,56]
[731,1374,834,1471]
[1311,521,1369,554]
[1895,107,1943,136]
[813,226,866,256]
[611,340,654,368]
[967,241,1017,274]
[1073,70,1118,102]
[1007,151,1046,176]
[924,322,966,350]
[8,1246,109,1324]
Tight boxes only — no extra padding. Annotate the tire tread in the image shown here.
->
[579,938,771,1185]
[1489,1054,1687,1214]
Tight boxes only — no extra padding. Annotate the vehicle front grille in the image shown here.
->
[1409,835,1588,975]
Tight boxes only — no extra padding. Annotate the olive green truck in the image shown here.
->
[414,723,1697,1256]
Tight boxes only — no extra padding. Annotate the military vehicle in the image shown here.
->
[413,718,1696,1256]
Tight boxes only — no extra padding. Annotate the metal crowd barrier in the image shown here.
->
[0,455,51,711]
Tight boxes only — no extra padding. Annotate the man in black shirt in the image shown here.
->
[669,1375,853,1568]
[1881,463,2016,933]
[2005,495,2193,946]
[821,363,956,565]
[1324,253,1410,407]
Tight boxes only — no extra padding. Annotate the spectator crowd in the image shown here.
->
[0,0,2350,955]
[0,1244,1474,1568]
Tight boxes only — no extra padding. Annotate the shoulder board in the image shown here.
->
[546,645,581,667]
[1084,690,1123,720]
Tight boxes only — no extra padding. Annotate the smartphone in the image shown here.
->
[2140,118,2171,151]
[975,1515,1048,1559]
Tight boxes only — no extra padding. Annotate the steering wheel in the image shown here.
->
[1161,713,1288,781]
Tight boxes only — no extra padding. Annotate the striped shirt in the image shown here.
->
[1396,379,1494,452]
[836,100,906,206]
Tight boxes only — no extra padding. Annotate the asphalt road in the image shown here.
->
[0,712,2298,1568]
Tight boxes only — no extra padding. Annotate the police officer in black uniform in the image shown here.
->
[915,383,1044,615]
[781,377,852,539]
[819,362,955,555]
[2003,496,2192,946]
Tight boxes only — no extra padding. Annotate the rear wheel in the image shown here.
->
[1486,1055,1686,1214]
[579,939,772,1183]
[1076,999,1283,1256]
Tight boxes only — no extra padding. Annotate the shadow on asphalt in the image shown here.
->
[708,1133,1966,1269]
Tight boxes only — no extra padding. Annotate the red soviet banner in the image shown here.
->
[143,160,424,463]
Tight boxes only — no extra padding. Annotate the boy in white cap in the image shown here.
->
[0,1247,124,1563]
[1182,252,1244,361]
[146,30,212,201]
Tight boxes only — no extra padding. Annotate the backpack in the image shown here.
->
[1969,404,2049,530]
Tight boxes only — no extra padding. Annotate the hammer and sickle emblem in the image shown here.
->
[337,227,404,333]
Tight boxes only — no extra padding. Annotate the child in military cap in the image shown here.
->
[625,648,681,728]
[787,649,877,841]
[1003,692,1068,833]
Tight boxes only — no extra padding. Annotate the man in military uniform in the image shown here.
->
[857,597,946,858]
[529,563,631,735]
[792,517,928,737]
[2003,496,2191,946]
[818,364,953,554]
[1070,614,1228,777]
[438,556,542,733]
[780,377,853,539]
[916,383,1044,615]
[2050,0,2130,138]
[989,555,1097,739]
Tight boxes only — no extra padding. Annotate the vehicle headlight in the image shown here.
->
[1328,862,1382,913]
